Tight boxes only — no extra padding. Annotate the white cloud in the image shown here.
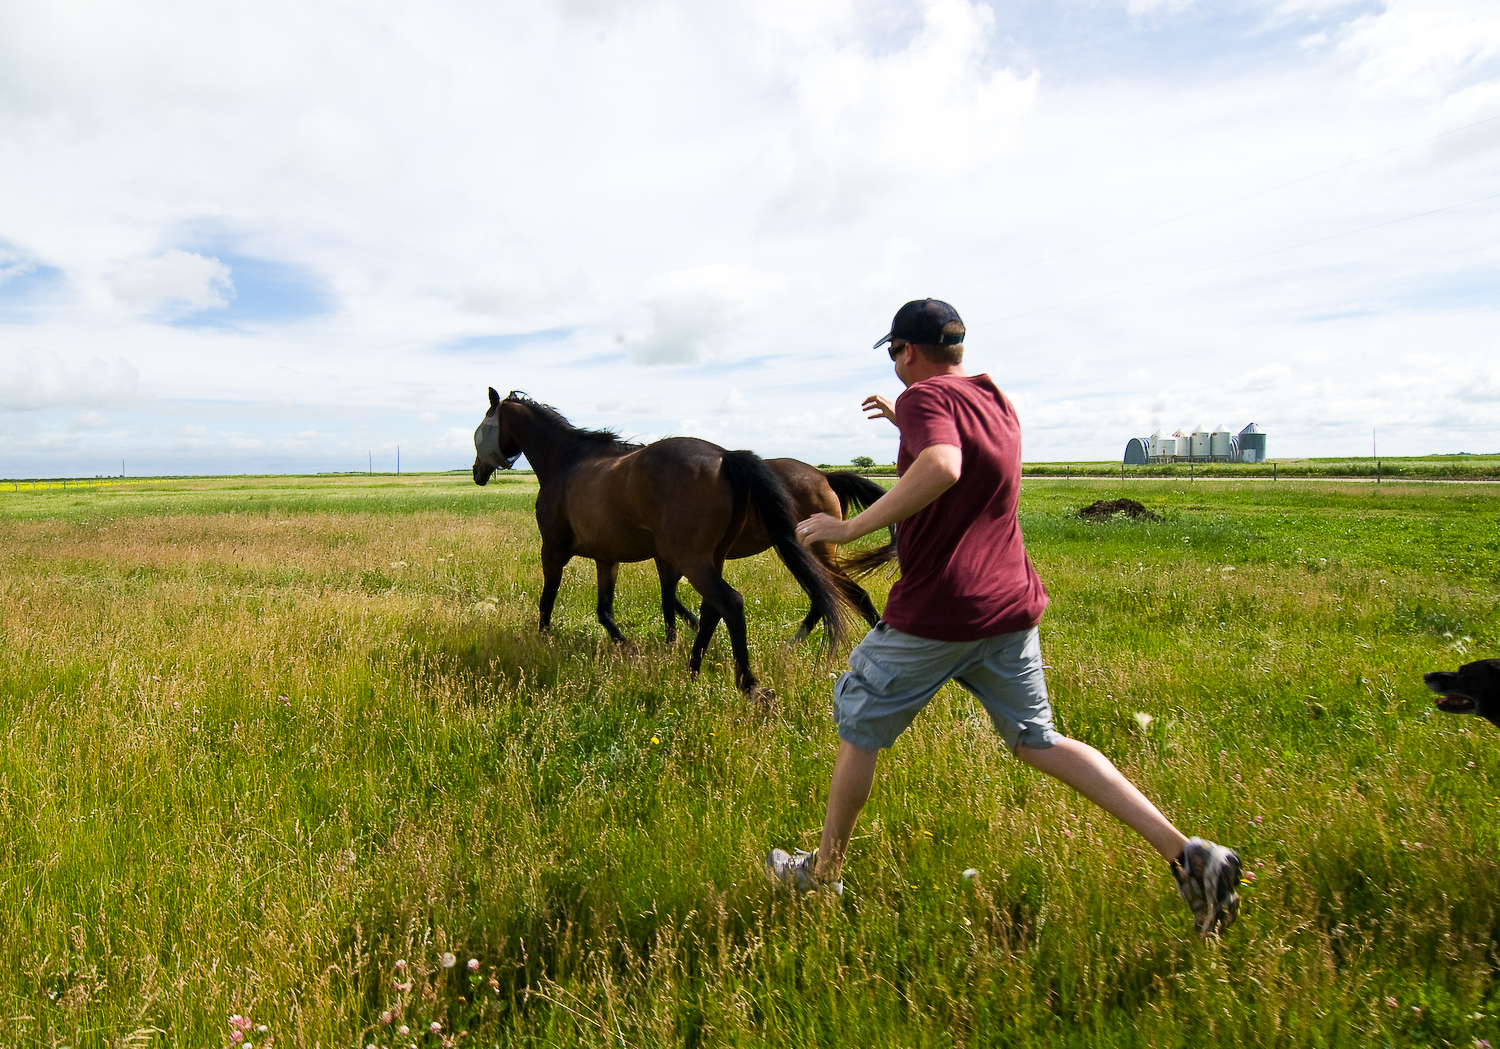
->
[1,0,1499,475]
[596,397,663,414]
[1126,0,1197,17]
[757,0,1037,228]
[110,251,233,312]
[629,265,779,366]
[1339,0,1500,100]
[457,261,591,322]
[0,351,142,412]
[0,247,34,283]
[68,410,109,430]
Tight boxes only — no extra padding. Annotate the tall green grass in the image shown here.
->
[1,475,1497,1046]
[1023,455,1500,480]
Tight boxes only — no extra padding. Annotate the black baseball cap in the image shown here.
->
[873,298,965,349]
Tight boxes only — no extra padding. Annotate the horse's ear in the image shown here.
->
[488,387,500,409]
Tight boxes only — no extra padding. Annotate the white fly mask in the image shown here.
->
[474,409,520,470]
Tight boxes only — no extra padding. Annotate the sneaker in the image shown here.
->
[1171,837,1241,937]
[765,848,843,895]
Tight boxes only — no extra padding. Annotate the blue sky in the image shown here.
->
[1,0,1497,477]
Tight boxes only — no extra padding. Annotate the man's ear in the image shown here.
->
[488,387,501,410]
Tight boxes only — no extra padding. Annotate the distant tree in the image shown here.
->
[851,455,876,470]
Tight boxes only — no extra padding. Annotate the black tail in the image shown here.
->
[823,470,898,578]
[721,451,851,653]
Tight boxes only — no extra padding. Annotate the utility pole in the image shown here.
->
[397,446,400,476]
[368,450,372,475]
[1374,428,1380,484]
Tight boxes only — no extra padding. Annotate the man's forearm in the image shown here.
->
[841,444,960,541]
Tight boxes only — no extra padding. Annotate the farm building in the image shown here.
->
[1123,423,1267,464]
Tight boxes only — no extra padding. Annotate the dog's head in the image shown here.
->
[1425,659,1500,729]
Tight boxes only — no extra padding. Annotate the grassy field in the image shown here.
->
[815,455,1500,480]
[1022,455,1500,481]
[2,472,1498,1047]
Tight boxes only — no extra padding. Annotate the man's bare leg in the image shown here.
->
[813,740,880,884]
[1015,737,1187,861]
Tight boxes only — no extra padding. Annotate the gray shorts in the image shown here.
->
[833,622,1061,752]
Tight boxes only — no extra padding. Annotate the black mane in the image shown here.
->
[504,391,643,453]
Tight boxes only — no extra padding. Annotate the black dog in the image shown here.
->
[1425,659,1500,729]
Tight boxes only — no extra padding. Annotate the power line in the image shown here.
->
[973,190,1500,325]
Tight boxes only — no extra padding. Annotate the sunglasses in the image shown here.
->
[887,339,907,361]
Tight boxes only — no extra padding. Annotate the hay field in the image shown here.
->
[1,473,1498,1047]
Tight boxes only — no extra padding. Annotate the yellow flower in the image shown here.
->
[651,736,660,745]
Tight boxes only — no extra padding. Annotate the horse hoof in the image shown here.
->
[748,685,777,710]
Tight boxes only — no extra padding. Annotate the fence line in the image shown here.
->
[0,478,163,493]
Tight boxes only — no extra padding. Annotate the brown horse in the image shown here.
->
[472,388,851,697]
[660,462,893,644]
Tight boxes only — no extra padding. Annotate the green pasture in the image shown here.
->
[818,454,1500,480]
[1,473,1498,1046]
[1021,455,1500,481]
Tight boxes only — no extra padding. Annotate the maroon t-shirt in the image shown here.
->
[881,373,1049,641]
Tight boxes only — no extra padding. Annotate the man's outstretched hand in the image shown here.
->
[863,394,896,425]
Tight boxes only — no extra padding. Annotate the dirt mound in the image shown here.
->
[1077,498,1161,522]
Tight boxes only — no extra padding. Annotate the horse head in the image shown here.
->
[472,386,522,485]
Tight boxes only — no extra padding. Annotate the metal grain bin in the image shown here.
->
[1238,423,1267,463]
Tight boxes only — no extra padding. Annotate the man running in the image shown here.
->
[766,298,1241,937]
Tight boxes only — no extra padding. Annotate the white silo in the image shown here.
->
[1210,426,1232,459]
[1172,430,1191,460]
[1191,428,1212,459]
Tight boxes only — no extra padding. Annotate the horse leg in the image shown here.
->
[793,542,880,641]
[538,543,570,632]
[685,567,758,696]
[655,560,687,643]
[595,560,629,645]
[827,554,881,629]
[794,607,822,643]
[847,581,881,627]
[795,578,878,640]
[688,603,723,676]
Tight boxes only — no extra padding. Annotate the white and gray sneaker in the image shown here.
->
[765,848,843,895]
[1171,837,1241,937]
